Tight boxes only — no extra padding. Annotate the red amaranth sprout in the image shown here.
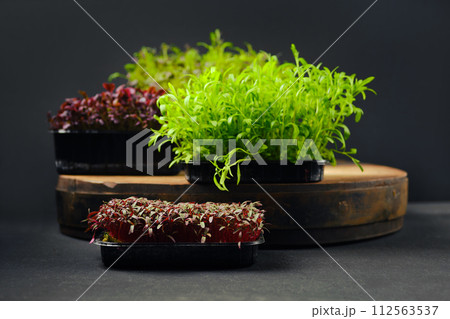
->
[48,83,164,131]
[87,197,265,244]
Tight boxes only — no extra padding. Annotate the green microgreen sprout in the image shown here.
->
[149,44,375,191]
[109,29,270,90]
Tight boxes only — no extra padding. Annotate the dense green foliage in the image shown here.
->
[150,45,375,190]
[109,30,269,89]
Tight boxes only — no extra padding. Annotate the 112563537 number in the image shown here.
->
[372,305,438,316]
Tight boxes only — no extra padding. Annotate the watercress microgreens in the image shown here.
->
[109,30,270,89]
[150,44,375,191]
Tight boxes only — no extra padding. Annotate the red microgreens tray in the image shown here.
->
[87,197,265,245]
[48,83,164,131]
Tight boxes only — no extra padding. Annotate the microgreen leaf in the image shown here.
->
[111,30,270,90]
[86,197,265,244]
[48,84,164,131]
[150,45,375,190]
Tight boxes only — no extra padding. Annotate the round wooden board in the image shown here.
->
[56,163,408,246]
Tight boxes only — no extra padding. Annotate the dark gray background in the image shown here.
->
[1,0,450,221]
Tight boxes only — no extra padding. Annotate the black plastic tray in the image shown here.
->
[51,130,180,175]
[95,236,264,269]
[185,160,326,184]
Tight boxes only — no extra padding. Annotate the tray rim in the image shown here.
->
[94,235,265,248]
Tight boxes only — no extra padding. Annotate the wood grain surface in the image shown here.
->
[56,163,408,245]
